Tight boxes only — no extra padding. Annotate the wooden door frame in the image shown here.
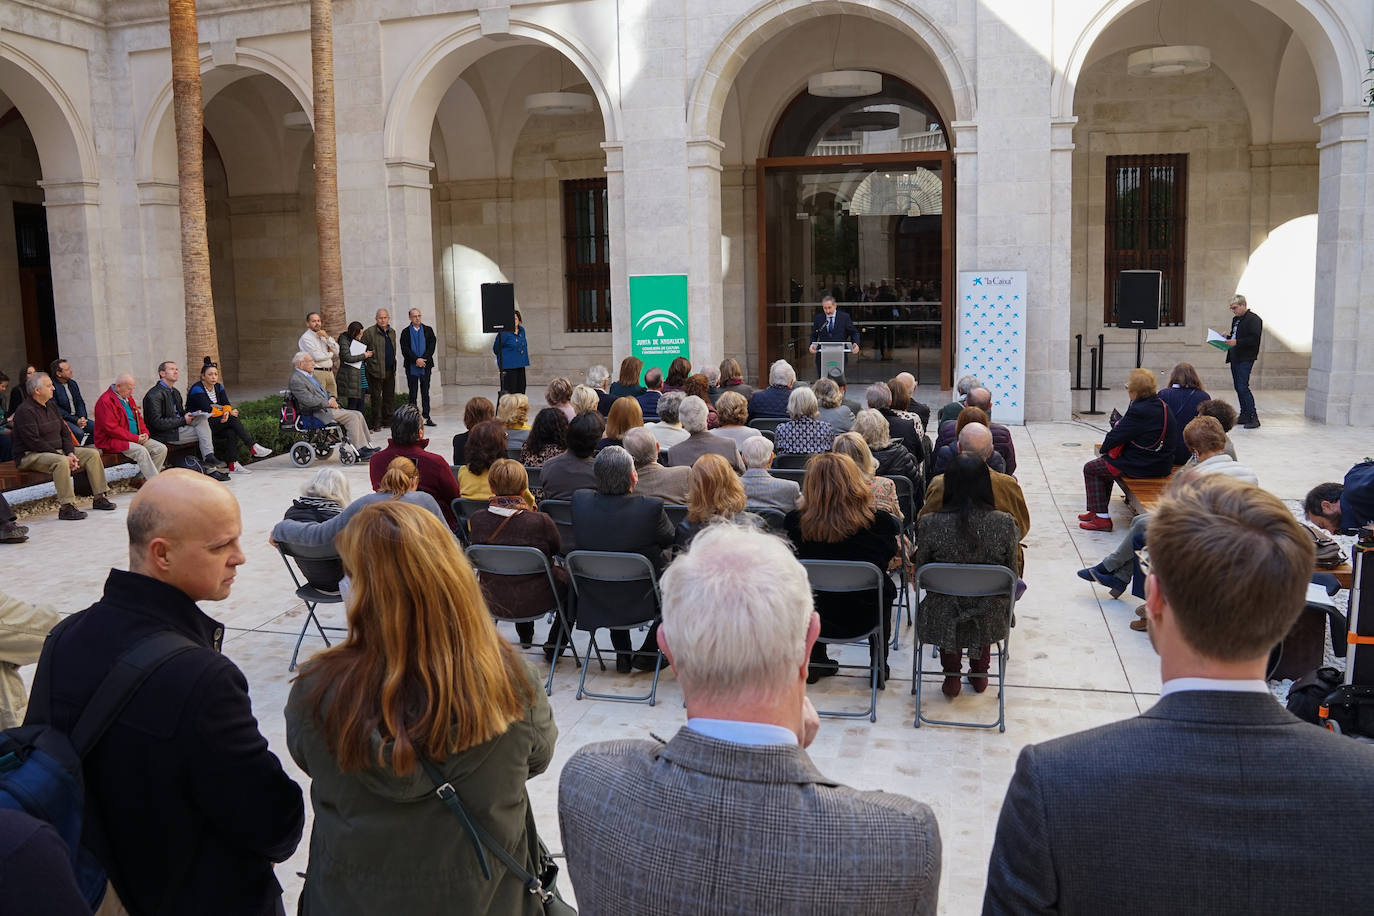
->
[755,151,954,387]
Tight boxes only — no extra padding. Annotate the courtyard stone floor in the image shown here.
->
[6,386,1364,914]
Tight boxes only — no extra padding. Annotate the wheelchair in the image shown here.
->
[280,391,359,468]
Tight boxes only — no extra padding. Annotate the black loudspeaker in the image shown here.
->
[1116,270,1161,329]
[481,283,516,333]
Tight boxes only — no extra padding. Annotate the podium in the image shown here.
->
[817,341,850,379]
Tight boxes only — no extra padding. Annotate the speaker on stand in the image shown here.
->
[1116,270,1161,369]
[482,283,516,401]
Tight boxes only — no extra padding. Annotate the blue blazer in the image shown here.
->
[492,326,529,369]
[810,310,859,346]
[51,378,87,424]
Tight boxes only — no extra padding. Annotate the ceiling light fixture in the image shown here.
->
[807,15,880,98]
[525,51,594,116]
[1126,45,1211,77]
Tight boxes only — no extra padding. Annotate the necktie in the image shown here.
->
[826,317,833,335]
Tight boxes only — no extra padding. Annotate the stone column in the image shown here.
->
[686,137,725,368]
[1048,116,1077,418]
[602,141,628,363]
[39,179,111,377]
[386,158,443,401]
[136,180,187,380]
[1307,108,1370,424]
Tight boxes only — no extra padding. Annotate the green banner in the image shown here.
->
[628,274,690,383]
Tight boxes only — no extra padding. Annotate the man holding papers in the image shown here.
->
[1223,294,1263,429]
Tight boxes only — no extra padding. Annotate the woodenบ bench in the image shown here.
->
[0,441,201,497]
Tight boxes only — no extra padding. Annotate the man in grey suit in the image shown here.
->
[740,435,800,512]
[624,427,690,505]
[984,474,1374,916]
[287,352,376,457]
[666,396,744,473]
[560,523,942,915]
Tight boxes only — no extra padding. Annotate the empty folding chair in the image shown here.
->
[524,464,543,491]
[564,550,665,705]
[748,417,785,433]
[772,453,812,470]
[539,498,575,554]
[277,541,348,671]
[663,504,689,530]
[912,562,1018,732]
[800,559,887,723]
[768,467,806,486]
[466,544,581,695]
[448,497,490,544]
[751,507,787,534]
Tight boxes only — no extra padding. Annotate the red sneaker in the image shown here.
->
[1079,516,1113,532]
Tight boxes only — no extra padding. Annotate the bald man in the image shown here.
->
[920,423,1030,573]
[94,372,166,483]
[25,470,303,915]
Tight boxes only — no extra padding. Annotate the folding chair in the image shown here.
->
[465,544,581,695]
[525,465,543,491]
[506,444,525,462]
[772,452,812,470]
[751,507,787,534]
[449,497,490,542]
[768,467,806,485]
[877,482,916,648]
[277,541,348,671]
[663,504,689,530]
[800,559,886,723]
[539,499,575,554]
[748,417,785,433]
[758,429,776,444]
[564,550,665,705]
[912,562,1018,732]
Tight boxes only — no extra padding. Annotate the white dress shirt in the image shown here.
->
[1159,677,1270,698]
[298,329,339,369]
[686,717,797,747]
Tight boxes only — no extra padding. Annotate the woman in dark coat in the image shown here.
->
[1079,368,1180,531]
[1157,362,1210,465]
[913,454,1019,698]
[468,459,570,653]
[337,321,371,411]
[608,356,645,400]
[185,358,274,468]
[786,452,899,686]
[285,500,556,916]
[852,408,923,499]
[452,396,494,466]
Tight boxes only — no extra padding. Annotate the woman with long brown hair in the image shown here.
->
[599,396,643,450]
[785,451,899,684]
[285,500,557,915]
[460,420,534,506]
[608,356,645,400]
[674,452,756,547]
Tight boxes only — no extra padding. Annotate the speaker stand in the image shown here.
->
[1135,329,1144,370]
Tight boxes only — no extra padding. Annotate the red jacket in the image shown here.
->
[93,387,149,453]
[367,439,461,530]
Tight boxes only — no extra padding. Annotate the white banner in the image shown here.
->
[957,271,1027,425]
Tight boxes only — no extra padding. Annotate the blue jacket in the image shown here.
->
[492,327,529,369]
[185,380,233,414]
[1158,385,1210,464]
[810,310,859,346]
[51,378,87,424]
[1100,396,1179,478]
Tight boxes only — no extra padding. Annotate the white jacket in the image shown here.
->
[0,591,59,728]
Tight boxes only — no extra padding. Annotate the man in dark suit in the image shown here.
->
[931,387,1016,476]
[983,474,1374,916]
[747,359,796,421]
[48,358,90,445]
[560,523,942,914]
[571,445,674,672]
[665,396,744,473]
[809,294,859,379]
[400,307,437,426]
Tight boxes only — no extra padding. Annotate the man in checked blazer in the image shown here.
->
[559,523,941,915]
[983,474,1374,916]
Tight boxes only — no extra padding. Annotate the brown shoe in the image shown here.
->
[1130,616,1148,632]
[1135,604,1147,618]
[58,503,88,521]
[91,495,117,511]
[0,523,27,543]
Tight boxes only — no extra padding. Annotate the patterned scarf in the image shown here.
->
[489,494,527,511]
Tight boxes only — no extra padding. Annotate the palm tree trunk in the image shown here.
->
[168,0,218,365]
[311,0,346,336]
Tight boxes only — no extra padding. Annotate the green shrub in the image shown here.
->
[231,395,292,463]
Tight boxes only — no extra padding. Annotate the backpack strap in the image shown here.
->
[68,632,201,757]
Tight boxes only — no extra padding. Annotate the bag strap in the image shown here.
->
[68,631,200,756]
[419,756,550,902]
[488,509,523,542]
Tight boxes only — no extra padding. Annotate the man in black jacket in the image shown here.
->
[142,360,228,474]
[25,470,304,915]
[1224,294,1263,429]
[400,307,437,426]
[865,381,923,463]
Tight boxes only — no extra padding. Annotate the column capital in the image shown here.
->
[949,121,977,156]
[600,141,625,173]
[1314,107,1370,149]
[385,158,434,190]
[1050,117,1077,152]
[38,179,100,207]
[136,180,179,207]
[687,137,725,171]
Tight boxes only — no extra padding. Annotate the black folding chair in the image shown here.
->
[564,550,665,705]
[466,544,581,695]
[772,452,813,470]
[876,485,915,649]
[524,465,543,491]
[751,507,787,534]
[748,417,785,433]
[539,499,575,554]
[449,497,490,544]
[663,504,690,530]
[506,443,525,462]
[912,562,1018,732]
[800,559,886,722]
[277,541,347,671]
[768,467,806,485]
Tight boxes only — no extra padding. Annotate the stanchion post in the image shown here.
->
[1073,334,1084,390]
[1083,347,1105,415]
[1095,334,1108,390]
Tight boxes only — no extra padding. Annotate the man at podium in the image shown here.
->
[809,295,860,380]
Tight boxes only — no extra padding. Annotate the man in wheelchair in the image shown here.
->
[287,352,377,464]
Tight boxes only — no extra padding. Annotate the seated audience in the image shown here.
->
[13,372,116,520]
[0,371,11,462]
[0,493,27,543]
[983,474,1374,916]
[459,420,535,508]
[937,374,980,426]
[682,374,718,427]
[286,500,556,916]
[144,359,227,473]
[49,358,90,445]
[709,390,756,450]
[853,408,921,497]
[645,391,690,449]
[624,426,691,505]
[747,360,795,420]
[186,359,274,471]
[1306,459,1374,535]
[773,387,839,455]
[739,435,800,513]
[932,387,1015,475]
[369,404,462,530]
[1187,398,1239,466]
[785,452,899,684]
[585,364,616,414]
[539,411,604,501]
[922,423,1030,574]
[832,431,907,572]
[663,357,692,393]
[636,368,664,419]
[546,377,575,421]
[717,357,754,401]
[559,523,942,915]
[667,396,744,472]
[600,396,644,450]
[272,456,449,551]
[497,393,532,449]
[813,377,855,431]
[452,396,495,466]
[887,375,926,438]
[702,364,722,403]
[866,382,923,462]
[469,459,571,653]
[0,587,58,726]
[521,406,569,467]
[287,352,377,458]
[930,406,1005,477]
[7,364,34,417]
[571,446,675,672]
[675,453,758,547]
[608,356,645,400]
[913,455,1019,697]
[893,371,931,430]
[569,384,600,417]
[284,467,351,522]
[1079,368,1179,532]
[94,373,167,485]
[1158,361,1210,465]
[826,368,864,414]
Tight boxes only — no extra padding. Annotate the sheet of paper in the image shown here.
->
[349,338,368,356]
[1206,328,1233,351]
[1306,582,1338,609]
